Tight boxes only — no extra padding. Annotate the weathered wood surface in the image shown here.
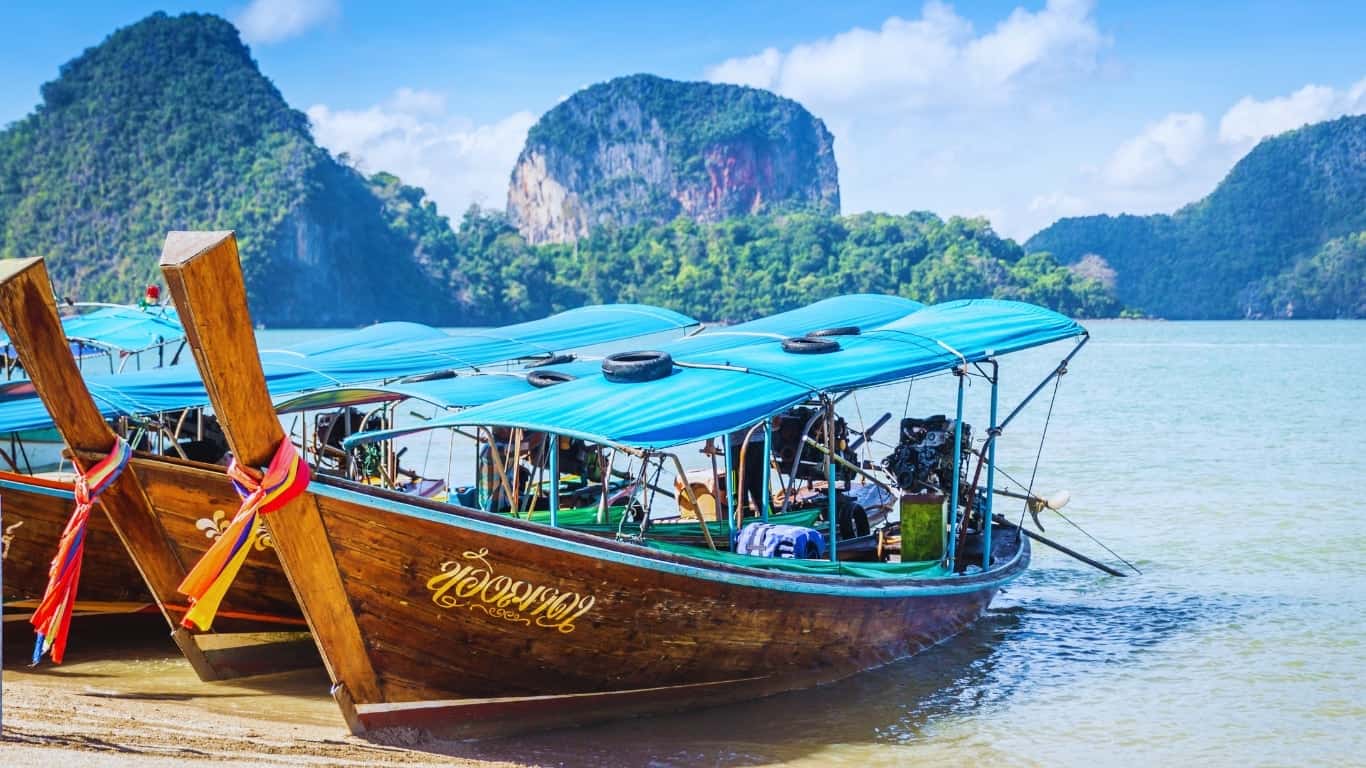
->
[314,483,1019,705]
[0,256,310,678]
[0,471,151,606]
[159,231,382,701]
[0,258,187,618]
[131,457,303,624]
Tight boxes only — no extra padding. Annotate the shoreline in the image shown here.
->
[0,615,522,767]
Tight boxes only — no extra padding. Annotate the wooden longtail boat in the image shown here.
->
[151,231,1086,737]
[0,256,701,675]
[1,471,153,620]
[0,260,313,676]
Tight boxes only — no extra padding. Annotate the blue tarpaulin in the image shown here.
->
[0,304,698,433]
[0,304,185,359]
[348,299,1087,450]
[273,293,922,415]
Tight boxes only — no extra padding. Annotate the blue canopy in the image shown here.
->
[0,304,185,359]
[272,374,537,415]
[347,299,1087,451]
[0,304,697,434]
[277,293,923,415]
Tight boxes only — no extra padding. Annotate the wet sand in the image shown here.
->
[0,615,524,767]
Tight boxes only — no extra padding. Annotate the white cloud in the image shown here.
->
[235,0,338,45]
[1102,112,1207,188]
[307,90,536,217]
[706,48,783,91]
[1026,75,1366,238]
[701,1,1109,240]
[388,87,447,117]
[1029,191,1088,217]
[705,0,1105,110]
[1218,78,1366,145]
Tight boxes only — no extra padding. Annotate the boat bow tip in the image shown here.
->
[159,231,237,268]
[0,256,46,285]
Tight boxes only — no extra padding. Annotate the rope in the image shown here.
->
[1017,375,1061,530]
[31,437,132,665]
[1050,508,1144,575]
[178,439,310,631]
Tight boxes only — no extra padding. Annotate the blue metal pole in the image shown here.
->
[947,369,966,571]
[827,407,838,562]
[827,446,838,562]
[984,362,999,570]
[548,435,559,528]
[762,421,772,522]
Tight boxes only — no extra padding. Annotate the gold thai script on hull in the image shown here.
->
[425,548,595,634]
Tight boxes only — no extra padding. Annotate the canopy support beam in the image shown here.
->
[946,367,966,572]
[984,359,999,571]
[548,435,559,528]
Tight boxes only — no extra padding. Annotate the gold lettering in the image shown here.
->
[422,550,596,634]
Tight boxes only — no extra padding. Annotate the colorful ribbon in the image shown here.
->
[31,437,132,665]
[177,440,310,631]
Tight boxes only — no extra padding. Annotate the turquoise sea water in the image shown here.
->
[375,319,1361,767]
[7,320,1357,766]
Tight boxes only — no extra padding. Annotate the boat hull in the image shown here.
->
[297,479,1028,736]
[2,461,317,676]
[1,471,153,617]
[127,457,307,628]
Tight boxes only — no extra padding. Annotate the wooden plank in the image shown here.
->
[1,473,150,604]
[0,258,309,680]
[311,488,1002,705]
[158,231,383,705]
[0,258,188,619]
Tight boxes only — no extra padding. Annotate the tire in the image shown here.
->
[807,326,860,337]
[836,504,870,540]
[525,353,575,369]
[601,350,673,383]
[781,336,841,354]
[527,368,575,388]
[401,369,456,383]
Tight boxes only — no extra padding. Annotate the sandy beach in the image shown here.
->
[0,616,524,767]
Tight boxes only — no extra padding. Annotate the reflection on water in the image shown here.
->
[454,564,1212,767]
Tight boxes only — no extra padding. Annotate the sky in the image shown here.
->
[2,0,1364,240]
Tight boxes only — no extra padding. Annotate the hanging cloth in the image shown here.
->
[177,440,310,631]
[31,437,132,664]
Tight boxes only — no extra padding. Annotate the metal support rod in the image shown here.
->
[826,401,838,563]
[548,435,559,528]
[668,452,717,552]
[947,367,966,571]
[801,436,898,498]
[984,359,999,570]
[998,334,1088,434]
[722,433,736,548]
[762,422,772,522]
[596,447,610,525]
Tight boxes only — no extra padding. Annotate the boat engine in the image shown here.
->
[772,407,857,483]
[883,415,973,494]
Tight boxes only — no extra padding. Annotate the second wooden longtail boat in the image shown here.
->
[0,255,699,675]
[155,230,1090,737]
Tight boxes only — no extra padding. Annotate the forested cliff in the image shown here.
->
[1027,116,1366,319]
[0,13,460,326]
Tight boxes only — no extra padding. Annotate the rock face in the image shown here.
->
[508,75,840,244]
